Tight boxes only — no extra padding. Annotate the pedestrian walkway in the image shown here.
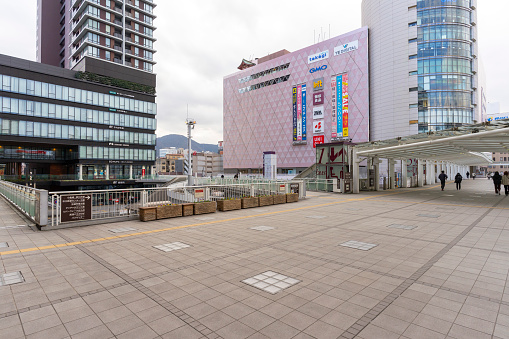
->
[1,179,509,338]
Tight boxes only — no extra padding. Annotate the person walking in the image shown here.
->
[492,171,502,195]
[466,171,470,179]
[438,171,448,191]
[454,173,463,190]
[502,171,509,196]
[472,173,476,180]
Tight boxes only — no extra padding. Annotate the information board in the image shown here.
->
[61,194,92,223]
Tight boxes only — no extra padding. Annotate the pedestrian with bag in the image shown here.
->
[454,173,463,190]
[466,171,470,179]
[438,171,448,191]
[492,171,502,195]
[502,171,509,196]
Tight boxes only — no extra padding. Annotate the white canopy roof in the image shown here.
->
[354,120,509,165]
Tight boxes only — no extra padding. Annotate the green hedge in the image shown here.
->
[75,71,156,95]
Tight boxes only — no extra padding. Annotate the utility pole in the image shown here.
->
[186,118,196,186]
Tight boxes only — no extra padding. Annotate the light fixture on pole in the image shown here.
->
[186,118,196,186]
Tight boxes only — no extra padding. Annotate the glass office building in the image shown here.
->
[416,0,476,132]
[0,54,156,190]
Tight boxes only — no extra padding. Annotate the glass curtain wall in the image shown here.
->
[416,0,474,132]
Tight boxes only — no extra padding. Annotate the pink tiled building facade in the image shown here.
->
[223,27,369,173]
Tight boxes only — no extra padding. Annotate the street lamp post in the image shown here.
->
[186,118,196,186]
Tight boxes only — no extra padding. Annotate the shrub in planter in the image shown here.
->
[182,203,195,216]
[273,194,287,204]
[286,193,299,203]
[194,201,217,215]
[241,196,259,209]
[156,204,182,219]
[139,206,156,221]
[258,195,274,206]
[217,199,241,212]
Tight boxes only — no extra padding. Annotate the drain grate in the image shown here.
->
[0,272,24,286]
[109,227,137,233]
[340,240,378,251]
[0,242,8,248]
[388,224,417,230]
[242,271,300,294]
[250,226,275,231]
[153,242,191,252]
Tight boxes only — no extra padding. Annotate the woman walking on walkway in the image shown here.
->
[492,171,502,195]
[455,173,463,190]
[502,171,509,196]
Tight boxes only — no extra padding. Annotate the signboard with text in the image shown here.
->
[61,194,92,223]
[292,84,307,142]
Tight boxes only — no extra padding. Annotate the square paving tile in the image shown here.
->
[0,242,9,248]
[417,214,440,218]
[388,224,417,230]
[250,226,275,231]
[195,217,215,221]
[109,227,137,233]
[242,271,300,294]
[0,272,24,286]
[153,242,191,252]
[340,240,378,251]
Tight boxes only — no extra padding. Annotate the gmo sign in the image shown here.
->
[309,65,327,74]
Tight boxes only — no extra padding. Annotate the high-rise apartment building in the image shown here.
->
[362,0,484,140]
[37,0,157,73]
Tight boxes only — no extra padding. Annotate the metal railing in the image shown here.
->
[47,181,305,228]
[0,180,47,226]
[304,179,335,192]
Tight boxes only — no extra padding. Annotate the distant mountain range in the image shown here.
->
[156,134,219,153]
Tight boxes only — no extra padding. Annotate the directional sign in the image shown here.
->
[61,194,92,223]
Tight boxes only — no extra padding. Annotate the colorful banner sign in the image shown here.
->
[331,74,349,138]
[342,74,349,137]
[331,77,337,138]
[293,84,307,142]
[292,87,297,141]
[302,84,307,141]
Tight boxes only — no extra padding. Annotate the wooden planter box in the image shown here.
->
[273,194,286,204]
[182,203,195,216]
[242,197,259,209]
[156,205,182,219]
[286,193,299,203]
[258,195,274,207]
[139,206,156,221]
[194,201,217,215]
[217,199,241,212]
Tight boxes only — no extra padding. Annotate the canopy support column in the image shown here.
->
[374,157,380,191]
[353,148,360,194]
[401,159,408,189]
[418,159,424,187]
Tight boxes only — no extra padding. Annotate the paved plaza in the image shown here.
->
[1,179,509,338]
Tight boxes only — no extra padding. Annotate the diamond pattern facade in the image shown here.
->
[223,27,369,170]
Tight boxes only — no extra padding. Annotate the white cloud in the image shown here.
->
[0,0,507,145]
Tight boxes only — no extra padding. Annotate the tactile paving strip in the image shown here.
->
[340,240,377,251]
[242,271,300,294]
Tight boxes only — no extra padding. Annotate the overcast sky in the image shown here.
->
[1,1,507,144]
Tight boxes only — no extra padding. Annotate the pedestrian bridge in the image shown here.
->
[350,120,509,193]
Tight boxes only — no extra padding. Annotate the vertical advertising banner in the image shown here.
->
[302,84,307,141]
[297,86,302,141]
[336,75,343,138]
[342,74,349,137]
[292,87,297,141]
[331,76,337,138]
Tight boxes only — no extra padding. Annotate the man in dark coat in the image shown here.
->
[438,171,448,191]
[492,171,502,195]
